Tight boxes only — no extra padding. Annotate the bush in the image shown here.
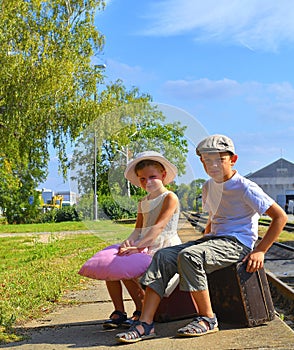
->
[36,207,81,223]
[54,206,81,223]
[98,195,138,220]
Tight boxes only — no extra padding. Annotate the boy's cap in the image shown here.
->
[196,134,235,156]
[124,151,178,187]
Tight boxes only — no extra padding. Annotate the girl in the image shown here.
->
[78,151,181,329]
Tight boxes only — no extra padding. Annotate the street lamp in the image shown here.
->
[93,64,106,221]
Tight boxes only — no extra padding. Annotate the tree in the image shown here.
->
[177,179,205,211]
[70,81,188,209]
[0,0,106,222]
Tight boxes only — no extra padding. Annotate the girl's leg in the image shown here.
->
[123,278,145,314]
[105,280,125,314]
[103,281,127,328]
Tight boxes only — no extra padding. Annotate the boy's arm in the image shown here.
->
[243,202,288,273]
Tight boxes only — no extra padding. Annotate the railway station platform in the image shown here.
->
[5,217,294,350]
[6,278,294,350]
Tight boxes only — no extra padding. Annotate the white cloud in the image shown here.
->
[141,0,294,51]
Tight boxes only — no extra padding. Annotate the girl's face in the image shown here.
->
[136,165,166,193]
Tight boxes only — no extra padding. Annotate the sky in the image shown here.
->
[40,0,294,191]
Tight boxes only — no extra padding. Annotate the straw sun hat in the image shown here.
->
[124,151,178,187]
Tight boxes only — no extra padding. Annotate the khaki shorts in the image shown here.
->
[141,235,251,296]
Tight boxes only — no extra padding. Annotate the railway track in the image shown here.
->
[182,211,294,330]
[259,218,294,233]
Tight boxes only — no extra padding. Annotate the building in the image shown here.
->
[56,191,78,207]
[37,189,78,208]
[245,158,294,213]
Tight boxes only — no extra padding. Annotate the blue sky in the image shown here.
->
[40,0,294,191]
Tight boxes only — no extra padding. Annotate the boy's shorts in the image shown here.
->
[141,236,251,297]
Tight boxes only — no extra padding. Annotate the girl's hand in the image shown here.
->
[118,246,139,256]
[120,239,134,249]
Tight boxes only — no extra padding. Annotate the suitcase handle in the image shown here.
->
[257,270,271,319]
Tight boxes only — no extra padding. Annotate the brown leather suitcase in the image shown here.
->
[208,262,275,327]
[154,284,198,322]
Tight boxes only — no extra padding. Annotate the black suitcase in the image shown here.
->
[208,262,275,327]
[154,284,198,322]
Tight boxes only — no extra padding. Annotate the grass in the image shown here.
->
[0,220,133,344]
[258,226,294,243]
[0,220,92,233]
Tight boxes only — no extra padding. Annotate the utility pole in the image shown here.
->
[93,64,106,221]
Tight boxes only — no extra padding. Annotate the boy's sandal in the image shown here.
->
[121,310,142,328]
[102,310,127,329]
[176,314,219,337]
[115,320,156,343]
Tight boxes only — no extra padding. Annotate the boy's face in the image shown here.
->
[200,152,238,182]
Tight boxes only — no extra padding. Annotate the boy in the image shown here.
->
[115,134,288,343]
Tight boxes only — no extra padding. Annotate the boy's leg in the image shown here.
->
[141,241,196,297]
[191,289,213,318]
[175,237,250,336]
[139,286,161,324]
[115,242,194,343]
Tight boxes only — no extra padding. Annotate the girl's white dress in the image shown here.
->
[139,191,182,256]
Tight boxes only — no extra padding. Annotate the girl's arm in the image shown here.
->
[134,192,179,249]
[203,219,211,234]
[120,202,143,249]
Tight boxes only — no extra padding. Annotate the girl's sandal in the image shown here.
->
[176,314,219,337]
[115,320,156,343]
[121,310,141,328]
[102,310,127,329]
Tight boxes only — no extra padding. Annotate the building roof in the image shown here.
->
[246,158,294,178]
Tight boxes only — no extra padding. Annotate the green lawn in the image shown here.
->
[0,220,128,234]
[0,220,133,344]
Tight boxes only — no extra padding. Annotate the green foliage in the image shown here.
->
[177,179,206,211]
[98,195,138,220]
[54,206,81,223]
[76,192,139,221]
[0,0,106,223]
[37,207,81,223]
[71,84,188,197]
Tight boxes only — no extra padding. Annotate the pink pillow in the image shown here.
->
[78,244,152,281]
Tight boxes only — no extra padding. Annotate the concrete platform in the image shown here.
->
[3,279,293,350]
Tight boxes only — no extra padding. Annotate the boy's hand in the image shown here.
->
[242,251,265,273]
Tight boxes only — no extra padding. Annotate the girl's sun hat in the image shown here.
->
[124,151,178,187]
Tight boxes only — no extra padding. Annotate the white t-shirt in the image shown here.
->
[202,171,274,249]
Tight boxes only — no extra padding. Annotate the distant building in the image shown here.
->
[40,188,54,205]
[245,158,294,213]
[56,191,78,207]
